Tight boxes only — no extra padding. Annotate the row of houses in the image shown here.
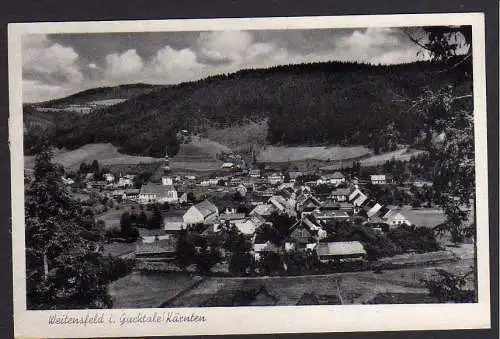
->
[135,175,415,264]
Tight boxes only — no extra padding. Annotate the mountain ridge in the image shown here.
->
[24,59,472,158]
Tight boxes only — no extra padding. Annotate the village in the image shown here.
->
[56,146,472,282]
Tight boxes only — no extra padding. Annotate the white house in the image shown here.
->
[316,241,367,263]
[384,212,412,228]
[236,184,248,197]
[366,203,383,218]
[161,176,173,186]
[330,188,351,202]
[249,169,261,178]
[138,183,178,204]
[370,174,387,185]
[326,171,346,185]
[183,200,219,225]
[103,173,115,183]
[349,187,368,207]
[117,176,134,188]
[200,178,219,187]
[61,176,75,185]
[268,173,284,185]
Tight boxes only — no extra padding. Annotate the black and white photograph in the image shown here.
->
[9,13,490,338]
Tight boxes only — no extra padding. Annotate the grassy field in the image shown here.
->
[203,120,268,152]
[108,271,198,308]
[102,242,137,257]
[169,136,228,172]
[388,206,474,229]
[96,204,151,231]
[257,145,371,163]
[359,148,425,167]
[24,143,163,171]
[390,207,447,228]
[164,259,473,307]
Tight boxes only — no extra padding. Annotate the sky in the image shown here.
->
[22,27,431,103]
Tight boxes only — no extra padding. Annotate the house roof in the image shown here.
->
[219,213,246,221]
[163,220,184,231]
[136,239,176,255]
[298,195,321,207]
[279,187,295,199]
[250,204,275,216]
[338,202,354,209]
[194,199,218,218]
[233,218,259,235]
[316,241,366,257]
[289,171,303,179]
[329,171,345,179]
[385,212,409,222]
[330,188,352,196]
[139,228,167,237]
[320,199,340,209]
[269,195,288,210]
[253,239,279,252]
[140,183,176,195]
[254,232,273,244]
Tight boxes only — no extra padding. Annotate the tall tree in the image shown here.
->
[402,26,474,244]
[148,205,164,229]
[25,151,113,309]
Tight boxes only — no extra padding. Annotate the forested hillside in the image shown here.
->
[26,59,472,158]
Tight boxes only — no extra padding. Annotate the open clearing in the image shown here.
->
[388,206,474,228]
[109,271,197,308]
[359,148,425,167]
[257,145,371,163]
[169,136,229,172]
[203,121,268,152]
[24,143,163,171]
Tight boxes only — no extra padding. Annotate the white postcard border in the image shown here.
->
[8,13,491,338]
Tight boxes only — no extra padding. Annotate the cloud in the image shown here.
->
[149,46,203,81]
[104,49,144,80]
[22,34,84,102]
[334,28,425,64]
[22,35,83,85]
[198,31,253,64]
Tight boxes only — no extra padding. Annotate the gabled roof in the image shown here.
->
[298,195,321,207]
[140,183,176,195]
[330,188,352,196]
[136,239,176,255]
[219,213,246,221]
[385,212,409,222]
[329,171,345,179]
[288,171,303,179]
[316,241,366,256]
[254,232,274,244]
[320,199,339,210]
[194,199,218,218]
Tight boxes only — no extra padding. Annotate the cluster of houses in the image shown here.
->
[135,171,416,267]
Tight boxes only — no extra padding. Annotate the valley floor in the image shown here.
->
[108,244,475,308]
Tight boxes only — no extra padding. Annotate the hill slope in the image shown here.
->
[29,60,472,158]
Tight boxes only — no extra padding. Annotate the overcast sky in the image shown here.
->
[22,27,430,103]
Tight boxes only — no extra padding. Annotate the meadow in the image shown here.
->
[257,145,371,163]
[24,143,163,171]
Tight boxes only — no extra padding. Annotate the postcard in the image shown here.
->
[9,13,490,338]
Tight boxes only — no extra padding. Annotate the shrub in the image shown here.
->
[387,224,441,253]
